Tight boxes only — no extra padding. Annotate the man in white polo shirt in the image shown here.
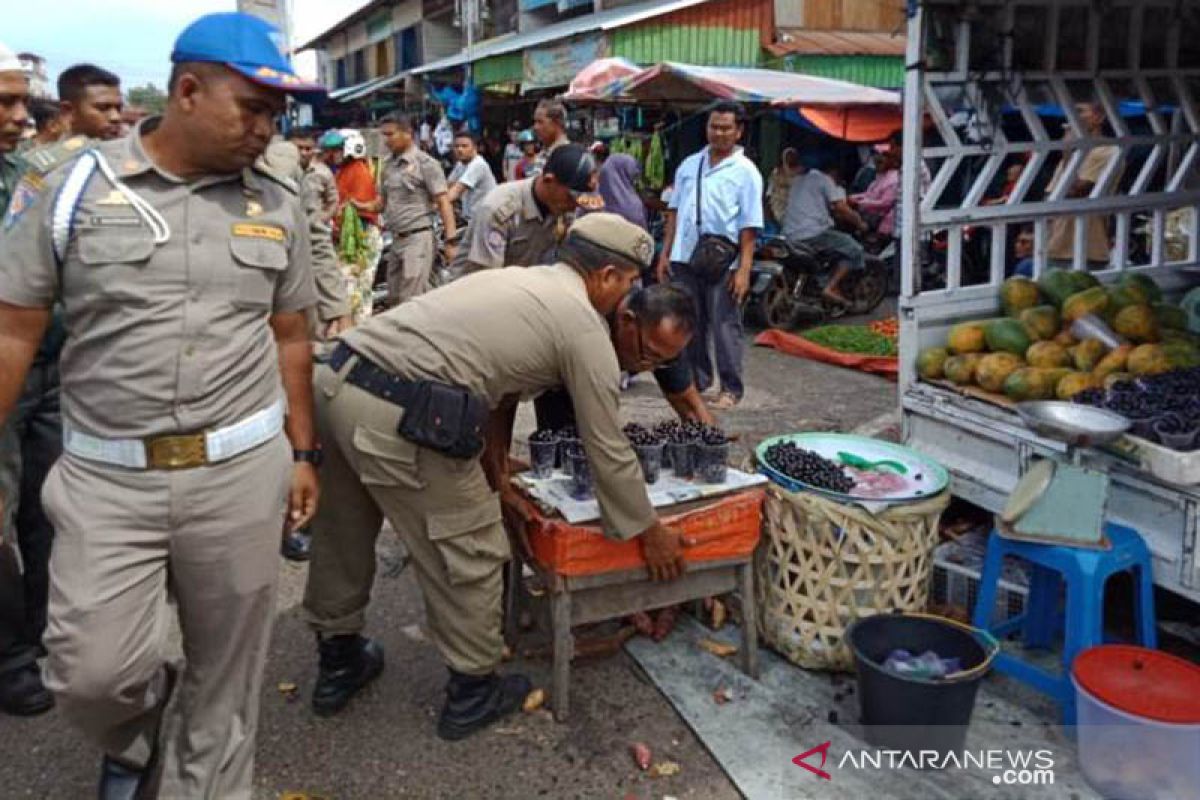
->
[656,101,763,410]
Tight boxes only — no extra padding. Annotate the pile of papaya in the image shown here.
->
[916,269,1200,402]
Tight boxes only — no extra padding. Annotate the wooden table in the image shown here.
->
[502,488,763,721]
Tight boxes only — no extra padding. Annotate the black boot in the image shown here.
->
[0,662,53,716]
[312,634,384,717]
[437,669,532,741]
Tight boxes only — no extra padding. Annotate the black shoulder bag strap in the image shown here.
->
[694,152,705,237]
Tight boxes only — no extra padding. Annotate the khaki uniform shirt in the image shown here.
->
[261,141,349,323]
[342,263,656,540]
[303,160,339,223]
[0,119,316,439]
[449,178,558,276]
[0,151,21,214]
[1047,145,1121,263]
[381,145,447,234]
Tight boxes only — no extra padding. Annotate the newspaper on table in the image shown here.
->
[513,467,767,525]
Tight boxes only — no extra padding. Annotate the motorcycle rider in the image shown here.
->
[782,151,868,306]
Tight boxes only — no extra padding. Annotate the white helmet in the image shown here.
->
[341,129,366,159]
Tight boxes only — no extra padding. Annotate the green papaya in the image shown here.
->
[985,318,1033,356]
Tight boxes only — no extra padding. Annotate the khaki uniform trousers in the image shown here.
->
[384,228,436,307]
[303,360,510,675]
[40,434,292,800]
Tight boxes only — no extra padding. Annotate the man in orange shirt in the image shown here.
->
[334,130,383,322]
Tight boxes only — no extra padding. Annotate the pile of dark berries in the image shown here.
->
[623,423,663,446]
[556,424,579,441]
[654,419,727,445]
[764,441,855,493]
[530,428,558,443]
[697,424,728,446]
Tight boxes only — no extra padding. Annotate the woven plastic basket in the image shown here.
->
[756,484,950,671]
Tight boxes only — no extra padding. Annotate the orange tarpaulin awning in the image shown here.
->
[799,105,905,143]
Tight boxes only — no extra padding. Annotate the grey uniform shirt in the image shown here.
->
[382,145,447,234]
[342,263,656,540]
[0,118,316,439]
[447,155,497,220]
[448,178,558,277]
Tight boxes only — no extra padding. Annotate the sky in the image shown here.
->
[3,0,371,91]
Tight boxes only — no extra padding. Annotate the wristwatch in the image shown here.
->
[293,448,323,467]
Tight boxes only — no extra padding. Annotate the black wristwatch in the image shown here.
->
[293,448,323,467]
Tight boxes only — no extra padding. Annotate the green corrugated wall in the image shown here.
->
[778,55,905,89]
[474,52,524,86]
[612,26,761,67]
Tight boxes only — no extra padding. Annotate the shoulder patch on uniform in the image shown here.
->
[21,136,90,177]
[248,163,299,195]
[486,227,506,254]
[3,174,44,230]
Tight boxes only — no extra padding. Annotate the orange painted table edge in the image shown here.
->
[506,485,766,577]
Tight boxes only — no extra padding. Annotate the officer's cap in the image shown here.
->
[172,12,326,105]
[566,213,655,272]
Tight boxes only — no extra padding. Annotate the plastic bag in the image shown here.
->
[882,648,962,680]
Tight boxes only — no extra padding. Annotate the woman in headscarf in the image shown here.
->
[595,152,647,230]
[767,147,800,224]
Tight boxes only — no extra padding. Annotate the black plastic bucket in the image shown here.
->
[846,612,998,758]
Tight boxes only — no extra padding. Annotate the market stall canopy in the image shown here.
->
[566,57,643,101]
[563,62,903,142]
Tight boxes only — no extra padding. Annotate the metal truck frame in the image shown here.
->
[900,0,1200,601]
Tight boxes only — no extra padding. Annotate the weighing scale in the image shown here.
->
[999,401,1132,548]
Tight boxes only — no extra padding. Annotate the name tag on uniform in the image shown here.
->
[87,215,143,228]
[231,223,285,242]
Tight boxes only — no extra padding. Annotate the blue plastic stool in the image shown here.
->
[971,522,1157,724]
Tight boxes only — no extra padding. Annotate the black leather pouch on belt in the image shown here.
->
[397,381,489,459]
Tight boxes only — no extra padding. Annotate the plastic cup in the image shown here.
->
[694,441,730,484]
[633,442,665,484]
[1153,415,1198,451]
[666,441,694,479]
[568,448,592,499]
[528,434,559,478]
[559,436,581,476]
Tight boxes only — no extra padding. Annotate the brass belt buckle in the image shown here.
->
[145,433,208,470]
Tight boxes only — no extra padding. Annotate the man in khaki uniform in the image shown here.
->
[262,137,351,342]
[0,13,323,798]
[448,143,597,278]
[291,127,339,223]
[1046,101,1123,269]
[303,213,693,740]
[376,113,457,305]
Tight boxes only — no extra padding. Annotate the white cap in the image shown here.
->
[0,41,25,74]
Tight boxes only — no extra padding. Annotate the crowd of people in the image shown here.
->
[0,10,783,800]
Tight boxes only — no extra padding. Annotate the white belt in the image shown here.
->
[63,399,286,470]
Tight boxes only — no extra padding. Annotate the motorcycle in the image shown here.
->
[745,235,889,329]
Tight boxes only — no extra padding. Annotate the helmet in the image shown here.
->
[517,129,536,144]
[318,130,344,150]
[342,130,366,160]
